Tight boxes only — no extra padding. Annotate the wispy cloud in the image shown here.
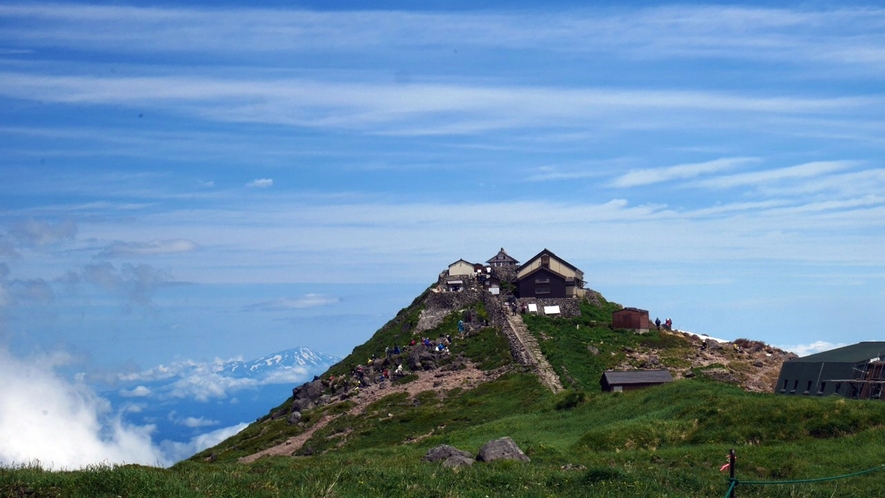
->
[2,4,883,69]
[97,239,200,258]
[246,178,273,188]
[0,73,879,136]
[693,161,859,190]
[69,262,174,306]
[243,294,341,311]
[778,341,845,357]
[99,356,317,402]
[611,157,756,188]
[157,423,247,466]
[120,385,151,397]
[170,414,219,428]
[9,219,76,246]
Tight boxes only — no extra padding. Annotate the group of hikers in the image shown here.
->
[654,317,673,331]
[322,331,460,397]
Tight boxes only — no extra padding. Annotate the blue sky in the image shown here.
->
[1,0,884,466]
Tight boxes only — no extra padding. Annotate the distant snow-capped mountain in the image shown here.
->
[95,346,340,465]
[225,347,339,379]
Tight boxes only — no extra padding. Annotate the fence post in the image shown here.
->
[729,448,736,498]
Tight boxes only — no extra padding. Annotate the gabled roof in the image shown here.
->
[448,258,474,267]
[613,307,649,315]
[601,370,673,385]
[517,264,567,280]
[787,342,885,363]
[518,248,580,273]
[486,247,519,265]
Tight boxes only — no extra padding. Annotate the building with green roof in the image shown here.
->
[776,342,885,399]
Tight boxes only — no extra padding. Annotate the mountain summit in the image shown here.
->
[224,347,340,379]
[195,277,794,465]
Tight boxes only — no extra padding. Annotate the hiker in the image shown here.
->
[655,317,661,330]
[394,345,401,355]
[395,364,403,376]
[458,320,464,333]
[665,318,672,330]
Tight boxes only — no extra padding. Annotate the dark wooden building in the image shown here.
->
[600,370,673,392]
[516,249,585,298]
[776,342,885,399]
[612,307,650,332]
[486,247,519,268]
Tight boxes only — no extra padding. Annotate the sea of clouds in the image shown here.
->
[0,348,247,469]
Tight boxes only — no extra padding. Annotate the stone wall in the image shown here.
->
[415,288,485,334]
[515,297,581,318]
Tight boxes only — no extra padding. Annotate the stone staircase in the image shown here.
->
[502,312,564,393]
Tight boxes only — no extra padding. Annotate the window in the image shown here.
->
[541,254,549,267]
[535,286,550,295]
[535,277,549,284]
[818,382,826,395]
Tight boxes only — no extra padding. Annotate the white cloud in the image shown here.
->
[262,367,311,384]
[693,161,858,190]
[0,348,163,469]
[175,416,219,428]
[778,341,846,357]
[157,422,248,465]
[2,4,883,71]
[0,348,264,467]
[120,385,151,397]
[246,178,273,188]
[610,157,756,188]
[0,72,878,137]
[97,239,200,258]
[244,294,341,311]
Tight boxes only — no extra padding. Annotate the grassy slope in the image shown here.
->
[5,295,885,497]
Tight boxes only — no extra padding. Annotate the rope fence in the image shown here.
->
[722,448,885,498]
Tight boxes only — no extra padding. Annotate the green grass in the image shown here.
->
[8,381,885,497]
[523,299,695,390]
[9,291,885,497]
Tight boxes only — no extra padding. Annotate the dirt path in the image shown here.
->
[238,362,499,463]
[503,313,564,393]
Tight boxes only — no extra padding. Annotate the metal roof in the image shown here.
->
[613,307,649,314]
[786,342,885,363]
[601,370,673,385]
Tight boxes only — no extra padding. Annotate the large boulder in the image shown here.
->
[292,379,325,400]
[424,444,473,462]
[408,345,438,371]
[476,437,530,463]
[291,398,315,412]
[290,378,327,414]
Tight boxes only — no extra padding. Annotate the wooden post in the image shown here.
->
[729,448,736,498]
